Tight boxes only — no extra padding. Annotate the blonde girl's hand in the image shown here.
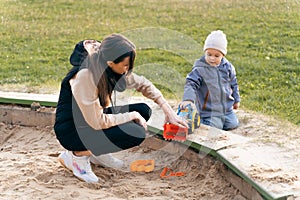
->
[131,111,148,131]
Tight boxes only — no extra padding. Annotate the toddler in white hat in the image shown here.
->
[180,30,241,131]
[203,30,228,67]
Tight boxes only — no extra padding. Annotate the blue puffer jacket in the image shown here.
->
[182,56,240,117]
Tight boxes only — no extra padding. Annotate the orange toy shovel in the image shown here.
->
[160,167,185,178]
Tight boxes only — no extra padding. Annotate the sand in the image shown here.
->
[0,123,244,200]
[0,95,299,199]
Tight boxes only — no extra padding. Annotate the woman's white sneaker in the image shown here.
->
[58,150,98,183]
[90,153,124,169]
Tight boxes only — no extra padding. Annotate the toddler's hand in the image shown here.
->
[233,102,240,109]
[179,100,195,110]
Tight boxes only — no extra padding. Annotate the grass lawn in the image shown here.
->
[0,0,299,125]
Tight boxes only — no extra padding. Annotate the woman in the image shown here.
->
[54,34,188,183]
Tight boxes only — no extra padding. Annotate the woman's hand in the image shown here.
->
[131,111,148,130]
[83,40,101,55]
[161,103,189,128]
[165,112,189,128]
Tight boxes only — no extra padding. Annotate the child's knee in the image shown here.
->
[224,117,239,130]
[201,117,223,130]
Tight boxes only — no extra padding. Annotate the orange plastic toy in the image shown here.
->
[160,167,185,178]
[130,160,155,172]
[163,123,188,142]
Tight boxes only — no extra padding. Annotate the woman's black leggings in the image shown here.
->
[75,103,152,156]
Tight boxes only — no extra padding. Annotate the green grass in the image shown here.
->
[0,0,299,125]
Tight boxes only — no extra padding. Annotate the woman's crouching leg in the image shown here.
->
[77,122,146,156]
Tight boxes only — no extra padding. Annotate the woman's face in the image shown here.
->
[83,40,101,55]
[108,56,130,75]
[204,48,224,66]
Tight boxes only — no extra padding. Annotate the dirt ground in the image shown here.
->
[0,98,299,199]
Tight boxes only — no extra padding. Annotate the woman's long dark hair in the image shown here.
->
[83,34,136,107]
[106,51,135,94]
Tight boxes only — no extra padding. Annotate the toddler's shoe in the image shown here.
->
[90,153,124,169]
[58,150,98,183]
